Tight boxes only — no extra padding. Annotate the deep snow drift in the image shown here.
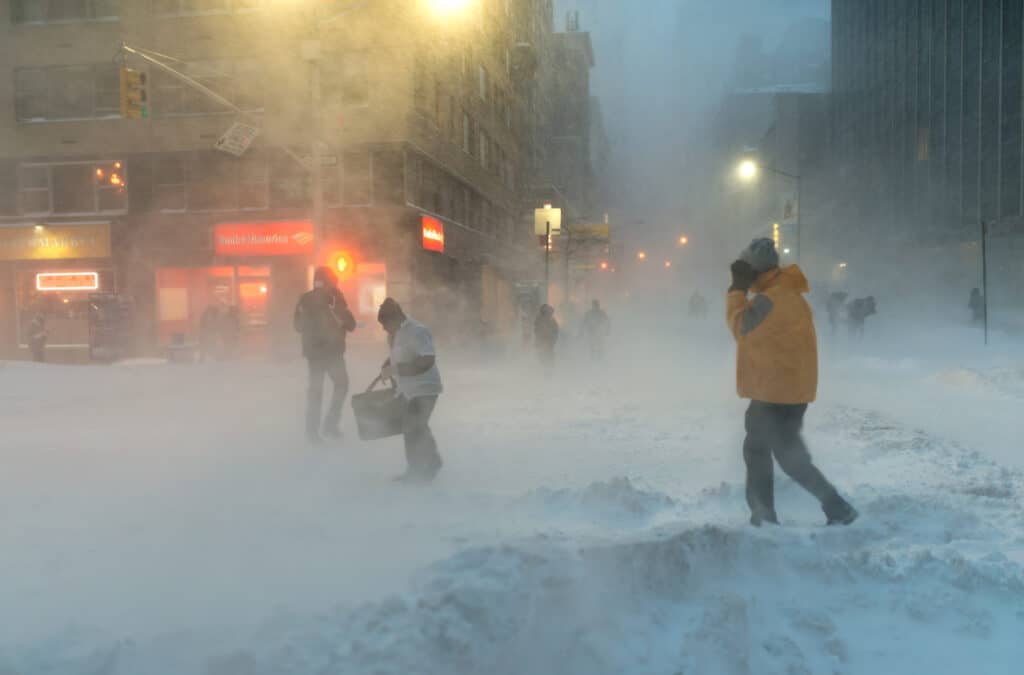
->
[1,317,1022,674]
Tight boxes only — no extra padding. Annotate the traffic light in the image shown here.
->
[119,68,148,119]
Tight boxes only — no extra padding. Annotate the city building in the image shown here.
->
[0,0,585,360]
[832,0,1024,301]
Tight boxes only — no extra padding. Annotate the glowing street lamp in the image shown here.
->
[428,0,471,15]
[664,261,672,269]
[678,235,689,246]
[737,159,758,182]
[637,251,647,261]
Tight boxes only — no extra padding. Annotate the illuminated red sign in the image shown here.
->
[214,220,314,257]
[36,271,99,291]
[421,216,445,253]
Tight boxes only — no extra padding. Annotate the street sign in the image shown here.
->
[534,205,562,236]
[567,223,610,240]
[214,122,260,157]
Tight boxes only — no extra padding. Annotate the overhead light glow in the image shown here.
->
[429,0,471,16]
[737,159,758,181]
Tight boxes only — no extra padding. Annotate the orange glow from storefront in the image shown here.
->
[331,250,355,280]
[421,215,445,253]
[36,271,99,291]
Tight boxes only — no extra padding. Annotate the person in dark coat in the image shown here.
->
[198,305,221,362]
[534,304,559,370]
[688,290,708,319]
[220,306,241,359]
[826,291,848,336]
[969,288,985,324]
[846,296,877,340]
[294,266,357,443]
[28,313,47,363]
[581,300,611,361]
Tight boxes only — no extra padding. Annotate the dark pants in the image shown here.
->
[306,355,349,437]
[537,343,556,372]
[743,401,841,519]
[403,395,441,478]
[30,343,45,363]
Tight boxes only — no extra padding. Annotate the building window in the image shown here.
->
[185,153,268,212]
[342,150,372,205]
[463,113,472,154]
[479,65,488,101]
[323,51,370,106]
[152,61,263,116]
[18,160,127,216]
[154,156,186,212]
[15,64,119,122]
[11,0,118,23]
[341,51,369,106]
[151,0,257,16]
[479,131,488,169]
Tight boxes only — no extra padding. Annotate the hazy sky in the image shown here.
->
[553,0,830,230]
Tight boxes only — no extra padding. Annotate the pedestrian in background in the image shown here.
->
[28,312,47,363]
[294,266,357,444]
[969,288,985,325]
[689,290,708,320]
[826,291,848,336]
[378,298,444,483]
[846,296,877,340]
[198,305,221,362]
[534,304,559,372]
[581,300,611,361]
[727,238,858,527]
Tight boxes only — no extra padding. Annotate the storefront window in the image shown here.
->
[18,269,114,348]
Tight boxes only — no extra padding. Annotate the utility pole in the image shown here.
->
[795,172,803,263]
[564,227,572,305]
[544,221,551,305]
[981,220,990,346]
[304,35,325,262]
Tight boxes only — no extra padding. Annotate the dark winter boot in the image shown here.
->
[824,496,859,526]
[749,507,780,527]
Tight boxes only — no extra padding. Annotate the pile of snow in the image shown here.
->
[8,404,1022,675]
[519,477,678,524]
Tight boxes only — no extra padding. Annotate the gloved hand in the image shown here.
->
[730,260,758,292]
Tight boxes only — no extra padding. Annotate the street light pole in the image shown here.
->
[981,220,989,346]
[739,160,802,262]
[795,172,802,263]
[309,45,324,262]
[544,221,551,305]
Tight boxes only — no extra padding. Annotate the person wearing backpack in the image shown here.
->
[294,266,357,444]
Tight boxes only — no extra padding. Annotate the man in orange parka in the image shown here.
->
[727,238,858,527]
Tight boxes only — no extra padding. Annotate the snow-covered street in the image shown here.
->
[2,318,1023,674]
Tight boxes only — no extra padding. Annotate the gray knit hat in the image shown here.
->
[740,237,780,273]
